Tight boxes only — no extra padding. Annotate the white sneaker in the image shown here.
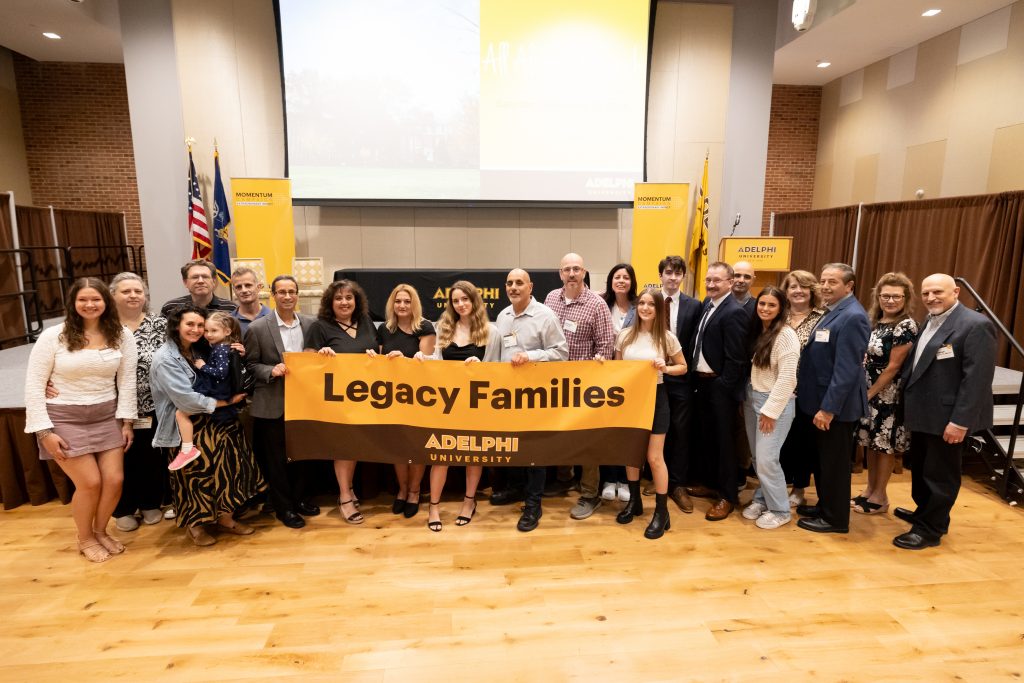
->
[115,514,139,532]
[163,507,176,520]
[788,492,806,507]
[742,501,768,520]
[755,511,792,529]
[141,508,163,525]
[601,482,617,501]
[616,483,630,502]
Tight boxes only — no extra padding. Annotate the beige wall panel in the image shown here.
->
[466,227,521,269]
[674,4,733,143]
[815,81,841,166]
[851,154,879,204]
[465,208,519,231]
[415,208,469,230]
[649,2,682,74]
[646,70,679,132]
[0,49,32,203]
[646,119,676,182]
[414,226,469,269]
[360,208,415,268]
[988,123,1024,192]
[901,140,947,201]
[299,206,363,275]
[570,227,618,276]
[901,30,959,148]
[571,208,618,232]
[520,227,571,270]
[618,209,634,264]
[812,163,833,209]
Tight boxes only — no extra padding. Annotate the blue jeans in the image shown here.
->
[744,386,795,514]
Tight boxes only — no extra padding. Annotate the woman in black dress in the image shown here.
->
[415,281,500,531]
[376,284,436,518]
[303,279,377,525]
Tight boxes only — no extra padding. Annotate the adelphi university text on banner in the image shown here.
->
[630,183,689,291]
[231,178,295,288]
[284,353,657,467]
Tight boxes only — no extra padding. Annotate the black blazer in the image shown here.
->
[902,304,996,435]
[694,294,749,400]
[665,293,703,391]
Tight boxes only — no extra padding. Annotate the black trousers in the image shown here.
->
[113,412,167,517]
[908,431,963,540]
[781,408,817,488]
[252,416,301,513]
[663,382,694,488]
[693,376,740,504]
[813,418,857,528]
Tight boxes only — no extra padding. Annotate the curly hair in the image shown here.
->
[318,279,369,324]
[602,263,638,309]
[617,288,670,358]
[434,281,491,349]
[384,284,426,333]
[164,303,210,355]
[866,272,915,325]
[60,277,123,351]
[749,286,791,370]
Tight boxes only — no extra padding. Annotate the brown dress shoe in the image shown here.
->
[705,499,735,521]
[685,484,718,499]
[188,525,217,547]
[669,486,694,513]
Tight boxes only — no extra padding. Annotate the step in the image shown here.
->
[995,435,1022,459]
[993,405,1022,426]
[994,367,1022,395]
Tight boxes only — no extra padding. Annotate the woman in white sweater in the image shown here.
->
[24,277,138,562]
[741,285,800,530]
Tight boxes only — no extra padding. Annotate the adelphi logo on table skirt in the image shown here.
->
[283,353,657,467]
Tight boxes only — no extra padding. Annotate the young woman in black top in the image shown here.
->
[376,284,436,518]
[415,281,500,531]
[303,279,377,525]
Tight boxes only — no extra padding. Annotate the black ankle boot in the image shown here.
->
[616,480,643,524]
[644,493,671,539]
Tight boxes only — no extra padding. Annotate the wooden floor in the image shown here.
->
[2,473,1023,682]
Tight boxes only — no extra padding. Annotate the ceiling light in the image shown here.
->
[816,61,831,68]
[922,9,941,17]
[43,32,62,40]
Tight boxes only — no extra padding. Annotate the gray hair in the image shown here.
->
[108,271,150,312]
[821,262,856,285]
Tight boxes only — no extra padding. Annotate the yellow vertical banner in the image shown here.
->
[630,183,689,290]
[231,178,295,284]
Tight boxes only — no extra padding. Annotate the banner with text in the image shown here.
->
[631,183,689,291]
[231,178,296,287]
[284,353,657,467]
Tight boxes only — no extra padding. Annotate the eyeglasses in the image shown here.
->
[705,277,731,285]
[879,294,905,302]
[560,266,583,274]
[188,274,212,281]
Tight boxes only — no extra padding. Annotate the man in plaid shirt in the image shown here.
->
[543,253,615,520]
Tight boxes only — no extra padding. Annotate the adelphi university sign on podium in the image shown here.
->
[718,237,793,273]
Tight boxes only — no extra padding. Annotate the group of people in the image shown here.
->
[24,251,996,561]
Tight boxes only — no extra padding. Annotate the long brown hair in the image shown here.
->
[618,288,670,357]
[435,281,490,348]
[60,277,122,351]
[866,272,915,325]
[750,286,790,370]
[318,279,369,324]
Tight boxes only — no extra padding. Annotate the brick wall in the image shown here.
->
[762,84,821,235]
[12,55,142,250]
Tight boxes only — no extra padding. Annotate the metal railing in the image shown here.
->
[0,248,45,348]
[955,277,1024,503]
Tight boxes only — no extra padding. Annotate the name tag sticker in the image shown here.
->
[936,344,954,360]
[97,348,121,361]
[563,319,577,333]
[133,417,153,429]
[814,329,830,343]
[502,333,518,349]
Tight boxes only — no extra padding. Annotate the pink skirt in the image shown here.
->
[38,400,124,460]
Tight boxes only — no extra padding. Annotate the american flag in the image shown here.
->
[188,150,211,259]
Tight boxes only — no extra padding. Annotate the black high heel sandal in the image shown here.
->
[427,501,442,532]
[456,495,477,526]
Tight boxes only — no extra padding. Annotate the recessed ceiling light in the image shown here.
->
[816,61,831,68]
[922,9,941,17]
[42,32,62,40]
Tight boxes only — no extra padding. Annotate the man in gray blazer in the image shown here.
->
[896,273,996,549]
[244,275,321,528]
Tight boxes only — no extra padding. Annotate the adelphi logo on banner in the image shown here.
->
[429,286,504,313]
[284,353,657,467]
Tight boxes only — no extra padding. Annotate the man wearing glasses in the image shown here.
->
[543,253,614,521]
[160,259,238,317]
[683,262,750,521]
[242,275,321,528]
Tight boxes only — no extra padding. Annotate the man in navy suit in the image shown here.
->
[656,256,703,513]
[796,263,870,534]
[684,261,750,521]
[895,274,996,549]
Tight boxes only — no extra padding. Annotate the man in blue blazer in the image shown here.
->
[895,274,996,549]
[796,263,870,533]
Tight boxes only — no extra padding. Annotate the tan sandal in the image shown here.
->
[93,529,125,554]
[187,525,217,546]
[78,538,111,563]
[216,520,255,535]
[339,498,364,525]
